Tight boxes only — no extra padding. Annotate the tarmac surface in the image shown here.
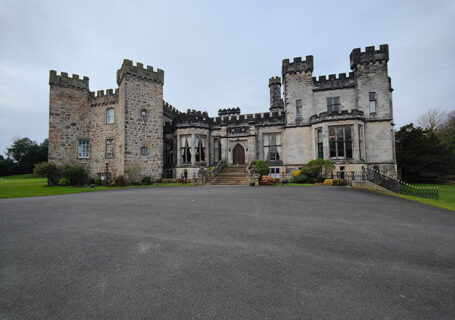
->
[1,186,454,319]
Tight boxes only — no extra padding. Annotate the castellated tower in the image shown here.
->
[281,56,314,125]
[48,71,91,167]
[268,76,283,112]
[116,60,164,180]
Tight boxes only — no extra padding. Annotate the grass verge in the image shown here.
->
[0,174,193,199]
[374,183,455,212]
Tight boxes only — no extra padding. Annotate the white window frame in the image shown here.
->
[106,108,115,124]
[78,139,90,159]
[369,92,376,114]
[106,138,114,158]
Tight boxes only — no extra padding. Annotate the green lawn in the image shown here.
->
[381,184,455,212]
[0,174,192,199]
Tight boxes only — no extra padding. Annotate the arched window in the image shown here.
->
[180,135,191,163]
[195,136,205,162]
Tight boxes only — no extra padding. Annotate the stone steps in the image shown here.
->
[211,166,248,185]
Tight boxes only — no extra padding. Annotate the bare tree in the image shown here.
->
[417,108,447,131]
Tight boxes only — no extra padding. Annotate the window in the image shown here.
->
[141,109,147,117]
[78,139,89,158]
[214,138,221,163]
[327,97,340,114]
[296,100,302,121]
[180,135,191,163]
[329,126,352,159]
[264,133,281,162]
[106,139,114,158]
[165,139,174,165]
[317,128,323,159]
[195,136,205,162]
[369,92,376,113]
[358,125,364,160]
[140,146,148,156]
[269,168,280,178]
[106,108,115,124]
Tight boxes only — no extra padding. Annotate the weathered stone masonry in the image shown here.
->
[48,44,397,180]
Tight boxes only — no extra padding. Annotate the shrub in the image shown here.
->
[141,176,152,185]
[112,175,127,187]
[95,178,103,186]
[58,177,70,186]
[33,162,61,186]
[300,166,321,179]
[323,179,333,185]
[260,176,275,185]
[332,179,346,186]
[306,159,335,179]
[63,165,87,186]
[292,170,301,178]
[88,177,96,185]
[293,174,309,184]
[255,160,270,176]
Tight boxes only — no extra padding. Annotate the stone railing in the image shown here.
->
[204,160,226,184]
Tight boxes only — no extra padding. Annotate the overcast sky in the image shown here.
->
[0,0,454,155]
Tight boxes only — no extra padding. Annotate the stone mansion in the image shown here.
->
[48,44,397,181]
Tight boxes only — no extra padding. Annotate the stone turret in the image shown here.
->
[268,76,283,112]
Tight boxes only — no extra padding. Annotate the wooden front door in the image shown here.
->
[232,144,245,165]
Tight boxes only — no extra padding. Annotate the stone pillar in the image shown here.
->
[191,133,196,166]
[176,134,180,165]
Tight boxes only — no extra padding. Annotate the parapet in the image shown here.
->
[282,56,314,75]
[89,89,119,106]
[163,101,182,119]
[350,44,389,70]
[116,59,164,85]
[312,72,356,92]
[218,107,241,116]
[268,76,281,86]
[49,70,89,90]
[309,109,365,124]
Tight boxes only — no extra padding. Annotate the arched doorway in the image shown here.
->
[232,144,245,165]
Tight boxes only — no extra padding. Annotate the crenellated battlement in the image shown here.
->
[49,70,89,90]
[282,55,314,75]
[163,101,182,119]
[309,109,365,124]
[218,107,241,116]
[268,76,281,86]
[312,72,356,91]
[89,88,119,106]
[350,44,389,70]
[116,59,164,85]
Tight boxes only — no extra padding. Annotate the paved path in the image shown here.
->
[1,186,454,319]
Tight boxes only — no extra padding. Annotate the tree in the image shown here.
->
[395,124,454,182]
[33,162,61,186]
[6,137,48,173]
[417,108,447,131]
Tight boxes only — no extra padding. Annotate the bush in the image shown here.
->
[95,178,103,186]
[255,160,270,176]
[332,179,346,186]
[33,162,61,186]
[293,174,309,184]
[260,176,275,185]
[292,170,301,178]
[58,177,70,186]
[63,165,87,186]
[88,177,96,185]
[141,176,152,185]
[306,159,335,179]
[111,175,127,187]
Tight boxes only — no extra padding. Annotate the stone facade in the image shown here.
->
[48,45,397,181]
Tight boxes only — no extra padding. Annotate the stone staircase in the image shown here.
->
[211,166,248,186]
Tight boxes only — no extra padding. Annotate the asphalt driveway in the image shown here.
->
[1,186,454,319]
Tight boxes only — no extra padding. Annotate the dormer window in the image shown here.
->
[327,97,340,114]
[106,108,115,124]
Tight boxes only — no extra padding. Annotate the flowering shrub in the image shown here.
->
[260,176,276,185]
[292,170,301,178]
[323,179,333,185]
